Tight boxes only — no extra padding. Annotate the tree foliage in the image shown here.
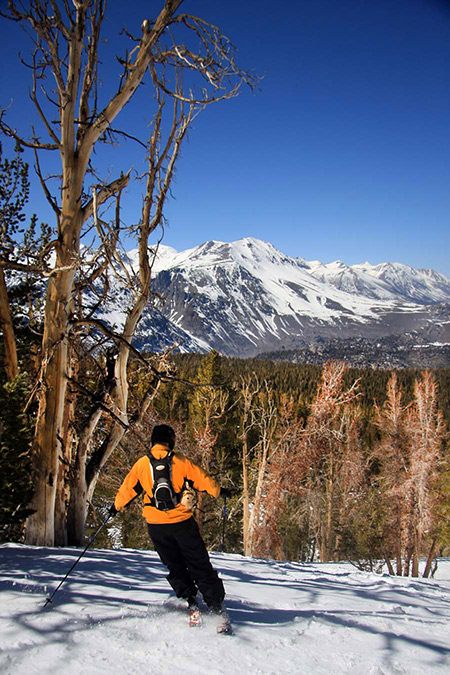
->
[0,374,34,541]
[82,353,449,576]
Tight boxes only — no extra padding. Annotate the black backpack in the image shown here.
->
[148,451,178,511]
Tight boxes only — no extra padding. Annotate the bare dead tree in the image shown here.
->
[0,0,257,545]
[238,375,261,556]
[373,373,416,575]
[245,380,279,557]
[238,366,363,562]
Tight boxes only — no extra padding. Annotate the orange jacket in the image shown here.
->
[114,443,221,524]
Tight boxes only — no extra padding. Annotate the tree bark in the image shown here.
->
[423,536,438,579]
[383,551,395,576]
[0,267,19,382]
[239,378,254,557]
[411,527,420,577]
[25,257,78,545]
[242,433,250,556]
[403,545,413,577]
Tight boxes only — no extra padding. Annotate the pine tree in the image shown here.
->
[0,374,34,541]
[435,451,450,560]
[0,143,51,540]
[0,141,30,382]
[188,350,231,538]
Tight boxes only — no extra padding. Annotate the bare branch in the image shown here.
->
[33,147,61,218]
[77,0,105,143]
[81,0,185,152]
[0,259,49,274]
[81,171,131,224]
[90,184,137,295]
[67,375,132,434]
[102,126,147,148]
[0,118,60,150]
[72,317,157,370]
[29,48,61,147]
[150,63,242,105]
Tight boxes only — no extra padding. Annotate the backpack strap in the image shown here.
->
[148,450,173,483]
[147,451,180,510]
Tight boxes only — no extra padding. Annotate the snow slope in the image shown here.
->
[149,238,450,306]
[1,544,450,674]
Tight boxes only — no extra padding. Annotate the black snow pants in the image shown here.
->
[147,517,225,609]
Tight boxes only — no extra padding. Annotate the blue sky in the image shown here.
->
[1,0,450,275]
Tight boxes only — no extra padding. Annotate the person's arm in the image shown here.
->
[183,457,221,498]
[114,459,145,511]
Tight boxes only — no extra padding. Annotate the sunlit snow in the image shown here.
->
[1,544,449,674]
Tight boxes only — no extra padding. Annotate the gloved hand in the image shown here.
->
[220,487,233,499]
[109,503,118,517]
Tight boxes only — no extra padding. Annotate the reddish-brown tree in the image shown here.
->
[373,373,411,575]
[373,371,446,577]
[252,393,303,560]
[250,361,363,563]
[294,361,362,562]
[407,371,446,576]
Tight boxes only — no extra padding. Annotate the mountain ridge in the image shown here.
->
[114,238,450,362]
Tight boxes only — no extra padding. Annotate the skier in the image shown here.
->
[110,423,232,632]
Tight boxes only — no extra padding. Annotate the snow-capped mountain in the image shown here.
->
[309,258,450,304]
[123,237,450,358]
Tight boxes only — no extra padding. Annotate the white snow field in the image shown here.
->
[1,543,449,674]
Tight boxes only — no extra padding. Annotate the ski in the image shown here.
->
[187,601,232,634]
[215,609,232,635]
[189,603,202,628]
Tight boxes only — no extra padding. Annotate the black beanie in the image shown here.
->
[151,424,175,450]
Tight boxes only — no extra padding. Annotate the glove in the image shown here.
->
[109,503,118,517]
[220,487,232,499]
[180,485,198,510]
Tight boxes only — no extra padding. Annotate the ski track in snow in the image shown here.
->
[1,544,450,674]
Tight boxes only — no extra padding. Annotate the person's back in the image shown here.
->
[115,442,220,523]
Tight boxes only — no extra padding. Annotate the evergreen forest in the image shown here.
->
[3,330,448,577]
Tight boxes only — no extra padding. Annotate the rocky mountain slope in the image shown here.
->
[109,237,450,363]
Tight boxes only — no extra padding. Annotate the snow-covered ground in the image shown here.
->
[1,543,449,674]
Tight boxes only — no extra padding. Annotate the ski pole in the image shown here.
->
[43,511,113,609]
[221,495,227,552]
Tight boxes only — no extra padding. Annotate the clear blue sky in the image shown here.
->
[1,0,450,275]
